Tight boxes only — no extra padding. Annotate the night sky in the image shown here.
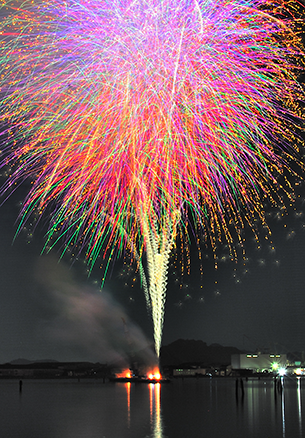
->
[0,176,305,364]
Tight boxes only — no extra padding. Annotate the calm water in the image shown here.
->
[0,377,304,438]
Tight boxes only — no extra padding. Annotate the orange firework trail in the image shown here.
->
[0,0,304,355]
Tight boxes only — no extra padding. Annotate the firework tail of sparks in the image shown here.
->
[0,0,304,356]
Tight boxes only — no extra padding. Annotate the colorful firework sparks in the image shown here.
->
[0,0,304,355]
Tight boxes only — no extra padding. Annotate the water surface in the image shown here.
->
[0,377,303,438]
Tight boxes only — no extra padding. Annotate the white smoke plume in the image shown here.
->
[34,256,157,367]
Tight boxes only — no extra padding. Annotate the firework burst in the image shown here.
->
[0,0,304,356]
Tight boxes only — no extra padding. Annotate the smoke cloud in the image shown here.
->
[34,256,157,367]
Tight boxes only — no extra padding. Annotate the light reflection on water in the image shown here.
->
[126,382,131,429]
[237,376,304,438]
[149,383,163,438]
[124,381,164,436]
[0,377,304,438]
[297,377,302,437]
[282,379,286,438]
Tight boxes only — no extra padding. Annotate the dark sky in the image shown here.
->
[0,177,305,364]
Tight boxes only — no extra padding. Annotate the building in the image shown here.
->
[231,353,287,373]
[173,367,207,377]
[172,364,231,377]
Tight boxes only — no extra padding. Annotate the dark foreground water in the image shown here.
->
[0,376,304,438]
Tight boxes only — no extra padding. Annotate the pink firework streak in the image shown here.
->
[0,0,304,355]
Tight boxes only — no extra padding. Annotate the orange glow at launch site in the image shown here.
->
[148,369,161,380]
[116,370,132,378]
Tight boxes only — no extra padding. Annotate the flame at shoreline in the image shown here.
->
[115,369,132,379]
[148,368,161,381]
[115,367,162,380]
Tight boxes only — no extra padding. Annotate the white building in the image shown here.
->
[231,353,287,372]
